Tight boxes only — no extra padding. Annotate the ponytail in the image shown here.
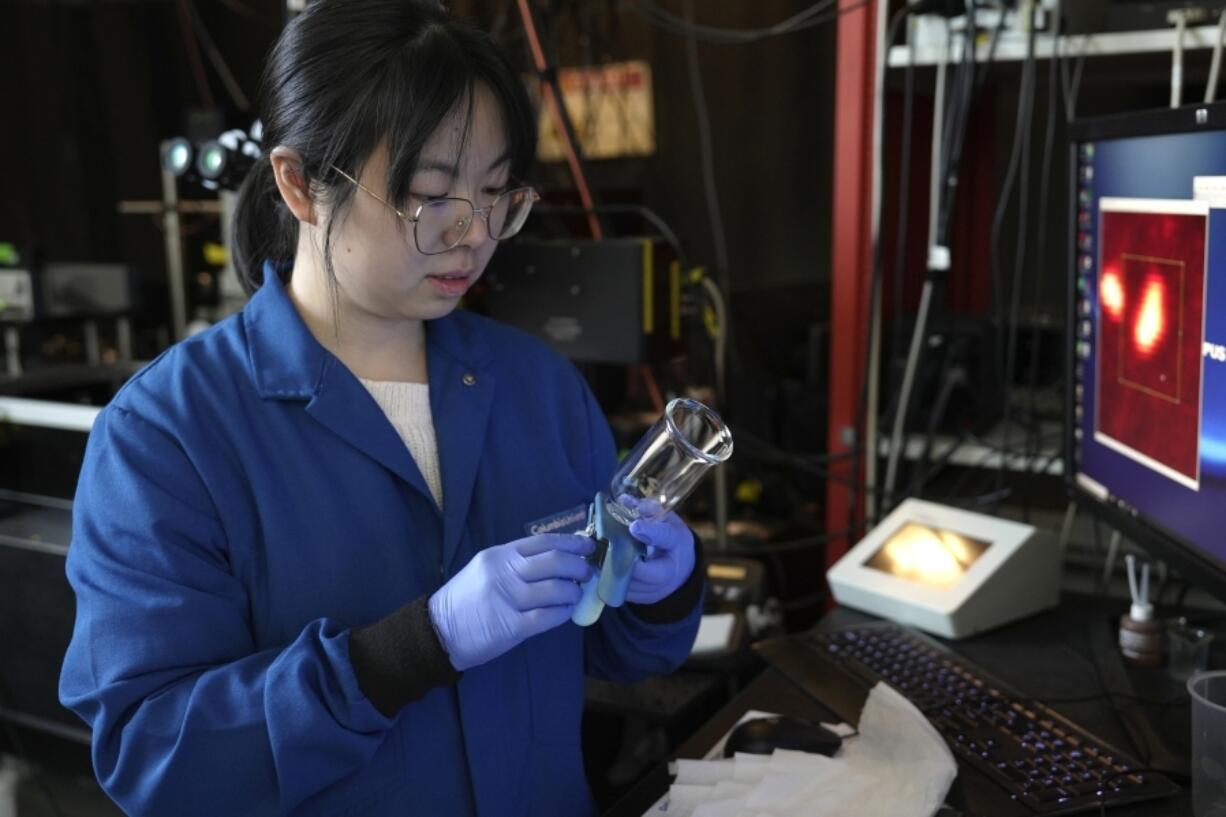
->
[231,156,297,294]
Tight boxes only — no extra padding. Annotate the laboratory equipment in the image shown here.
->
[826,498,1060,639]
[1068,102,1226,604]
[1188,670,1226,817]
[572,397,732,626]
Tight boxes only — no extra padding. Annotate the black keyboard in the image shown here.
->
[804,623,1179,815]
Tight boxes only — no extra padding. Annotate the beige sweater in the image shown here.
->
[359,379,443,509]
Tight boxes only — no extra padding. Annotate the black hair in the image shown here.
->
[232,0,536,294]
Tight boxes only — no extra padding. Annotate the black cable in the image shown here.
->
[936,436,1064,505]
[902,10,983,502]
[679,0,728,294]
[887,1,1000,510]
[628,0,834,43]
[887,5,992,512]
[1059,32,1088,123]
[534,203,688,268]
[915,429,973,487]
[1155,572,1179,607]
[735,438,860,484]
[939,430,1063,503]
[720,528,859,557]
[734,427,859,465]
[946,477,1046,510]
[673,0,754,423]
[1023,690,1188,709]
[177,0,215,108]
[733,432,885,502]
[974,2,1007,91]
[1086,563,1157,767]
[937,20,968,182]
[1025,447,1062,480]
[519,0,607,239]
[935,8,977,246]
[890,21,916,446]
[185,0,251,111]
[989,7,1037,376]
[910,365,968,496]
[625,0,866,46]
[883,5,996,516]
[1019,1,1065,525]
[993,1,1039,507]
[1091,516,1107,592]
[852,5,912,527]
[1175,581,1192,613]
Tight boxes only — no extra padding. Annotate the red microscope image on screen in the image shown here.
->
[1096,203,1206,488]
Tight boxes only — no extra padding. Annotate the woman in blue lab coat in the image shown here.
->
[58,2,704,814]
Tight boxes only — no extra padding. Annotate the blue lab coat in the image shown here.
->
[59,264,703,817]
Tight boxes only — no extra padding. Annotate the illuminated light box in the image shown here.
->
[826,499,1061,639]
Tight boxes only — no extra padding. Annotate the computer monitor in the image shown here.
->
[1067,102,1226,603]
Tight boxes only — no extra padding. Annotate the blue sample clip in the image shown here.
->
[572,492,645,626]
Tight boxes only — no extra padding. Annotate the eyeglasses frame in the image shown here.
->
[330,164,539,255]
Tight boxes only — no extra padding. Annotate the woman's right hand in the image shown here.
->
[427,534,596,671]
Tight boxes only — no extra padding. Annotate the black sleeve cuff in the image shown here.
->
[626,528,707,624]
[349,594,461,717]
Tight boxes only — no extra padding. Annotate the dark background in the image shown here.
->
[5,3,1226,813]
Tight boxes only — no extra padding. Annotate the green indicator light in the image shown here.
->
[197,142,227,179]
[171,144,190,172]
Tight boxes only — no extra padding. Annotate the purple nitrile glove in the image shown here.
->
[625,508,696,606]
[428,534,595,671]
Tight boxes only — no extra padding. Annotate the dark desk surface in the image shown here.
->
[606,592,1223,817]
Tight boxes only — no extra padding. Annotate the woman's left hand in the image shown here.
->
[625,511,696,605]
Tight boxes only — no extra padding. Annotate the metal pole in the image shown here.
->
[827,0,880,572]
[217,189,246,318]
[83,320,100,365]
[3,326,19,377]
[116,316,132,361]
[160,146,187,342]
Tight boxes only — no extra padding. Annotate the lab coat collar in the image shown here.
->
[244,261,493,398]
[244,261,495,570]
[244,261,327,400]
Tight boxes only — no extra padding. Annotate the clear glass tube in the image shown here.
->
[605,397,733,526]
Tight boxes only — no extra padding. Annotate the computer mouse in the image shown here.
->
[722,715,843,758]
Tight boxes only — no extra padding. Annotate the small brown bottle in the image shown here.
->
[1119,555,1163,667]
[1119,602,1163,667]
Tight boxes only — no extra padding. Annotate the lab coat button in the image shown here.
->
[462,373,476,386]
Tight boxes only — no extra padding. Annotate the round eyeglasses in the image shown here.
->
[332,165,539,255]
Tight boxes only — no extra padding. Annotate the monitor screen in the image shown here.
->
[1069,104,1226,600]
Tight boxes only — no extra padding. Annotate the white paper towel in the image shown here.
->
[643,682,958,817]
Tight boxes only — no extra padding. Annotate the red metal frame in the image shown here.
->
[826,0,878,576]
